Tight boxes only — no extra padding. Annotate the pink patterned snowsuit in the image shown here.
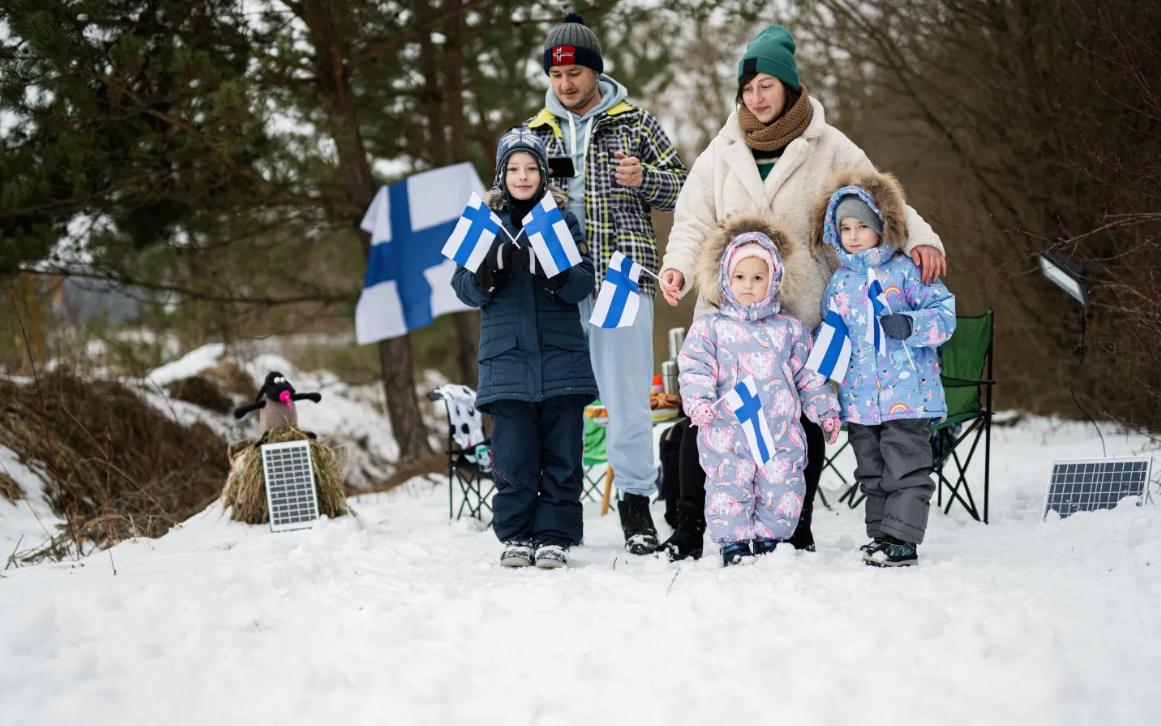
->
[679,229,839,545]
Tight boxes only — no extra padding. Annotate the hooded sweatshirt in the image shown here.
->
[812,168,956,425]
[678,215,838,432]
[544,75,629,230]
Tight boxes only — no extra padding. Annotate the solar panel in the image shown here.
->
[260,440,320,532]
[1043,457,1153,520]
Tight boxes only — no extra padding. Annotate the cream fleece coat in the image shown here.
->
[661,97,945,330]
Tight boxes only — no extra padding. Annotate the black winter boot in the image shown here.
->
[721,541,753,566]
[619,493,660,555]
[658,499,705,561]
[864,536,919,567]
[752,538,778,555]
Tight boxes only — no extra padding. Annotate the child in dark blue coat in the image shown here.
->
[452,128,597,569]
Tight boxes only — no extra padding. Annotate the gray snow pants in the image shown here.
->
[848,419,936,545]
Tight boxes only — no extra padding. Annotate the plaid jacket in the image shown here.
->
[525,102,687,295]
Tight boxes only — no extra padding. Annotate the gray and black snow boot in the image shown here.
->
[534,543,569,569]
[619,493,659,555]
[500,540,534,568]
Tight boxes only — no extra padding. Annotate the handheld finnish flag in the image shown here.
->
[589,251,642,329]
[356,163,482,344]
[865,269,889,357]
[521,192,582,277]
[723,375,777,467]
[806,302,853,383]
[441,192,503,272]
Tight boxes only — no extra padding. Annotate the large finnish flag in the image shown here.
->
[865,268,889,357]
[441,192,503,273]
[806,301,853,383]
[723,375,777,467]
[589,251,642,329]
[521,192,582,277]
[356,163,484,345]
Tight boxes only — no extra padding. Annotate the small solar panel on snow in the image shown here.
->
[260,440,320,532]
[1043,457,1153,520]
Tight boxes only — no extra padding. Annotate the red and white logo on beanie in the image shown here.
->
[552,46,576,65]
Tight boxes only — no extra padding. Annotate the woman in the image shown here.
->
[658,24,948,559]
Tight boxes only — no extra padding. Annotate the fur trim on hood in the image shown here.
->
[810,168,909,253]
[483,186,569,213]
[696,213,810,316]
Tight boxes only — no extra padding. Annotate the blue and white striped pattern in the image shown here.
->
[522,193,582,278]
[805,302,853,383]
[588,251,642,329]
[865,268,888,357]
[723,375,776,467]
[441,192,503,272]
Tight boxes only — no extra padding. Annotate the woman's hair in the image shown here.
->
[736,74,800,117]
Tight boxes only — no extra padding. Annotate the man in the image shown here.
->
[525,12,687,555]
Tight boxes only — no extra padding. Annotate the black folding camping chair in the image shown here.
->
[827,310,995,523]
[428,386,494,520]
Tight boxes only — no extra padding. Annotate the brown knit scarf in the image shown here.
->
[737,86,814,151]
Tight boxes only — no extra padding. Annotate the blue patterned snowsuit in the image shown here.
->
[679,229,838,545]
[818,185,956,425]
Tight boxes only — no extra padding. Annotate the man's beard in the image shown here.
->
[565,86,597,111]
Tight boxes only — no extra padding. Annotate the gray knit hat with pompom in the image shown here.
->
[542,13,603,74]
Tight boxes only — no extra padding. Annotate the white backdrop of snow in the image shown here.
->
[2,410,1161,725]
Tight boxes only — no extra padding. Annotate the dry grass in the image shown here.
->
[205,362,257,398]
[0,373,229,560]
[223,425,350,525]
[166,375,233,414]
[0,471,23,503]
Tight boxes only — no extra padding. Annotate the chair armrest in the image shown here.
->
[941,376,996,388]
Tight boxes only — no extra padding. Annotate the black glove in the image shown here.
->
[474,264,509,292]
[506,244,533,273]
[540,268,570,291]
[880,313,913,341]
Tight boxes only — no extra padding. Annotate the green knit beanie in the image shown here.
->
[738,25,800,90]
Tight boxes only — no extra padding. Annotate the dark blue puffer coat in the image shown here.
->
[452,188,598,412]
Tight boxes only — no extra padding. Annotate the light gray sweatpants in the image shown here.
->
[848,419,936,545]
[578,295,656,496]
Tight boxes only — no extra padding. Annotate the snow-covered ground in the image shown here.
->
[2,413,1160,725]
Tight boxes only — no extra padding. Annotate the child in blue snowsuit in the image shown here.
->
[678,215,841,566]
[812,168,956,567]
[451,128,597,569]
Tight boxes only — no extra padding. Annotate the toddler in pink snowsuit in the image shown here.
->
[678,215,841,564]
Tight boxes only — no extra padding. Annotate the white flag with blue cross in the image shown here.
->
[865,268,889,357]
[723,375,776,467]
[356,163,482,345]
[521,192,582,277]
[806,301,853,383]
[589,251,642,329]
[441,192,503,273]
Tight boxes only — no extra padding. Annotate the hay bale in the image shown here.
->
[167,375,233,414]
[0,471,23,504]
[222,425,350,525]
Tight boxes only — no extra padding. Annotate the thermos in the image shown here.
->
[661,361,679,395]
[667,327,687,362]
[474,444,492,473]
